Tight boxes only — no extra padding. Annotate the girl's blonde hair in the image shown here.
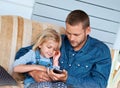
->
[32,28,61,51]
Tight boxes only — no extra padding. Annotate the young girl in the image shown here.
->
[13,28,66,88]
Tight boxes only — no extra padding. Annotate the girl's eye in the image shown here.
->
[54,49,57,51]
[47,46,51,49]
[47,46,54,49]
[47,45,57,51]
[54,48,58,51]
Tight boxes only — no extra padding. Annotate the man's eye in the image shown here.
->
[74,34,79,36]
[66,31,70,35]
[47,46,51,49]
[67,32,71,35]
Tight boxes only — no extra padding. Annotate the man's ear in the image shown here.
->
[86,27,91,35]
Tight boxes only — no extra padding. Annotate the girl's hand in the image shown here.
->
[53,50,61,61]
[53,50,61,66]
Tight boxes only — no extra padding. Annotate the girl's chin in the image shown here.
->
[45,56,52,59]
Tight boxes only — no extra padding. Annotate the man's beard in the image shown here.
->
[70,37,87,50]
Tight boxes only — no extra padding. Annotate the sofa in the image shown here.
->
[0,15,65,88]
[0,15,120,88]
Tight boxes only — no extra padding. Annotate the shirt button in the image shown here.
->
[77,64,80,66]
[86,65,88,68]
[72,54,75,56]
[61,61,63,63]
[69,64,71,66]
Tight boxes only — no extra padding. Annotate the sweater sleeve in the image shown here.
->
[13,50,36,67]
[15,45,33,60]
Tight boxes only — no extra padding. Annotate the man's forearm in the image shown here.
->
[29,70,52,82]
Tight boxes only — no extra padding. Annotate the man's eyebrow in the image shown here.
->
[66,30,81,35]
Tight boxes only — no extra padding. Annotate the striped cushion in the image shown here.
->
[107,49,120,88]
[0,15,65,74]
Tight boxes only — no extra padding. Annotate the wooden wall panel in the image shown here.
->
[32,0,120,48]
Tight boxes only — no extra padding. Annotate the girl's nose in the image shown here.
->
[49,49,54,54]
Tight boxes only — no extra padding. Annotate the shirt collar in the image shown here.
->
[79,35,91,53]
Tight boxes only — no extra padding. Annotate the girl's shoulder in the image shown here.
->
[27,50,35,54]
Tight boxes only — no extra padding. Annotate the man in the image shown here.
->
[15,10,111,88]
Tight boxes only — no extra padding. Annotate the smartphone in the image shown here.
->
[53,69,63,74]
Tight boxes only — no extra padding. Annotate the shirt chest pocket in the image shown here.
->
[72,62,92,75]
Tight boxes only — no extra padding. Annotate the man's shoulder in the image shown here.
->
[15,45,33,60]
[90,36,106,45]
[61,34,69,41]
[61,34,66,39]
[89,36,110,52]
[61,35,70,46]
[89,36,111,60]
[18,45,33,53]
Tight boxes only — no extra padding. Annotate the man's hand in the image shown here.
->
[29,70,51,82]
[47,69,68,82]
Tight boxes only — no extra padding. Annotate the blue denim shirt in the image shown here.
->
[15,35,111,88]
[59,35,111,88]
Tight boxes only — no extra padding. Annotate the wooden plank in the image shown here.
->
[32,13,119,34]
[32,15,114,48]
[15,16,24,52]
[90,17,119,34]
[90,29,116,44]
[0,16,1,33]
[0,16,13,71]
[32,15,65,27]
[22,18,32,47]
[35,0,120,22]
[9,16,18,73]
[32,21,43,44]
[32,16,119,35]
[32,4,119,33]
[77,0,120,11]
[113,28,120,49]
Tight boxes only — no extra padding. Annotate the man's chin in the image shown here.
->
[71,44,79,49]
[71,43,77,47]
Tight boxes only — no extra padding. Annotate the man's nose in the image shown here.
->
[70,35,75,41]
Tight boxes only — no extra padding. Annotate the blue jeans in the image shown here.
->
[27,81,67,88]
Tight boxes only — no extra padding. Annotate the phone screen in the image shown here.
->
[53,69,63,74]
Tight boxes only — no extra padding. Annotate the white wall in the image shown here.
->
[0,0,35,19]
[0,0,120,48]
[113,28,120,50]
[31,0,120,48]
